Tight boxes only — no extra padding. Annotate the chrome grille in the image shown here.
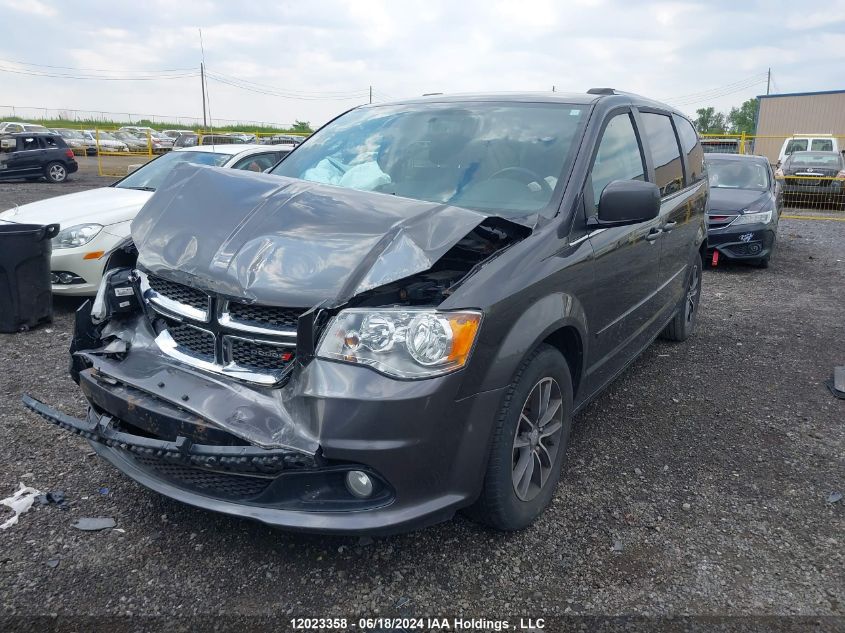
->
[225,301,303,332]
[140,271,211,322]
[146,275,208,311]
[227,336,295,373]
[167,323,215,360]
[137,269,297,385]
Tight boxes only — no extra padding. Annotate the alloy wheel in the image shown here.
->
[685,262,701,325]
[511,377,564,502]
[49,164,66,182]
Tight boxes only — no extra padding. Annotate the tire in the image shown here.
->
[469,344,574,531]
[45,162,68,183]
[756,234,776,269]
[661,252,702,342]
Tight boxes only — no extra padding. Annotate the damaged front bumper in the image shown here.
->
[26,305,503,534]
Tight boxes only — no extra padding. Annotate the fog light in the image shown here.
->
[345,470,374,499]
[58,272,75,284]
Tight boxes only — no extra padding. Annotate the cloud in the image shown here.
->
[0,0,843,127]
[0,0,56,17]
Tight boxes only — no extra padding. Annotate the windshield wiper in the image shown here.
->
[121,186,156,191]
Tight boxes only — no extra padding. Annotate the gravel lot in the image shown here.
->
[0,174,843,627]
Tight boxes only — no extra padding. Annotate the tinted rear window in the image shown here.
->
[673,114,704,184]
[640,112,684,196]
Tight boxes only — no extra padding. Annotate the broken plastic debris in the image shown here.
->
[1,483,42,529]
[71,517,116,531]
[98,487,110,496]
[47,559,60,568]
[827,492,843,505]
[37,490,68,510]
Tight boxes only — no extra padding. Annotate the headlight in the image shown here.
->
[731,210,772,226]
[52,223,103,249]
[316,308,482,379]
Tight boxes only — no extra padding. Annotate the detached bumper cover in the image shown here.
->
[25,308,505,533]
[22,394,312,472]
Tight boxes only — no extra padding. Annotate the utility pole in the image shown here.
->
[201,62,208,129]
[369,85,373,104]
[766,67,771,95]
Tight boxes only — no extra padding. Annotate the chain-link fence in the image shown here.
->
[701,133,845,211]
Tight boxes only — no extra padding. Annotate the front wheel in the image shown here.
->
[468,344,573,531]
[661,252,702,342]
[45,162,68,183]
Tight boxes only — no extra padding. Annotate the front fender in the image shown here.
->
[460,292,588,398]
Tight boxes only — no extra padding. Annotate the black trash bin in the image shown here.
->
[0,223,60,332]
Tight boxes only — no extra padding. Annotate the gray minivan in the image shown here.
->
[26,89,708,533]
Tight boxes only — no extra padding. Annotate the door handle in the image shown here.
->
[663,220,677,232]
[645,228,662,242]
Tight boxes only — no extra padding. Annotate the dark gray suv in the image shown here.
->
[25,90,708,534]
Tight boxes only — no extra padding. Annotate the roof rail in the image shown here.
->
[587,88,616,95]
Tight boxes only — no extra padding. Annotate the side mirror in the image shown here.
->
[589,180,660,228]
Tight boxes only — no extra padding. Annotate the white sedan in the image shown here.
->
[0,144,294,296]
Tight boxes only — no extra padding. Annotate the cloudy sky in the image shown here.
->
[1,0,843,128]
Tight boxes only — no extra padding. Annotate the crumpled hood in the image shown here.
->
[132,163,504,307]
[0,186,153,228]
[709,188,768,213]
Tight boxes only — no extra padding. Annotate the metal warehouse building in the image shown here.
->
[754,89,845,163]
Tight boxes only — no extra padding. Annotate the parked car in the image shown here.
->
[161,129,193,139]
[0,132,78,182]
[0,122,52,134]
[0,144,295,295]
[51,128,89,154]
[777,135,839,166]
[77,131,108,155]
[112,130,150,153]
[261,133,305,145]
[199,133,247,145]
[24,90,708,534]
[776,150,845,210]
[87,130,130,153]
[118,126,174,152]
[172,133,198,148]
[705,153,782,268]
[701,137,745,154]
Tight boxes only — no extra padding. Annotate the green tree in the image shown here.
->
[694,107,727,134]
[727,98,758,134]
[292,120,312,133]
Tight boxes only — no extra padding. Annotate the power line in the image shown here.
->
[0,65,198,81]
[0,57,196,73]
[668,80,768,107]
[661,73,768,105]
[208,70,371,98]
[205,72,369,101]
